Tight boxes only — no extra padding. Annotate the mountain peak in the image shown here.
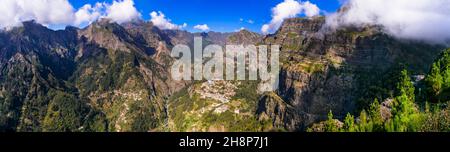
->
[227,29,262,45]
[79,19,137,54]
[121,20,153,29]
[278,17,325,34]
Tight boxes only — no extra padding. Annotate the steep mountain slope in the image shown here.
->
[0,20,188,132]
[0,21,80,131]
[256,17,444,131]
[71,20,173,132]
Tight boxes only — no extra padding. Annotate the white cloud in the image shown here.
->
[261,0,320,34]
[75,0,140,26]
[194,24,210,31]
[302,1,320,17]
[150,11,187,30]
[106,0,141,24]
[0,0,76,28]
[74,3,104,26]
[0,0,141,29]
[325,0,450,44]
[247,20,255,24]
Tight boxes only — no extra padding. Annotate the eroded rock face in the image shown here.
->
[257,17,443,131]
[256,92,300,131]
[275,67,355,130]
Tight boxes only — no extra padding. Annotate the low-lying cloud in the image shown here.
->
[0,0,141,29]
[261,0,320,34]
[325,0,450,44]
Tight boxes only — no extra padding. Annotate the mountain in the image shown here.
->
[0,20,184,132]
[70,19,184,132]
[0,21,79,131]
[256,17,444,131]
[0,16,446,132]
[227,29,262,45]
[165,30,267,132]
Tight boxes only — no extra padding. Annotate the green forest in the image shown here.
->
[312,49,450,132]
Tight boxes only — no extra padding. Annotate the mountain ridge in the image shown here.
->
[0,17,447,132]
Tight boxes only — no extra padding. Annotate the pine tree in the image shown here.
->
[343,113,356,132]
[426,63,443,101]
[369,98,384,131]
[325,110,339,132]
[391,69,422,132]
[398,70,415,101]
[443,69,450,90]
[358,110,372,132]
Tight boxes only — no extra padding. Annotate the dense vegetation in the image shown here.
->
[312,49,450,132]
[43,91,87,132]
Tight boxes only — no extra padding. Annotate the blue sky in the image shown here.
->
[69,0,341,32]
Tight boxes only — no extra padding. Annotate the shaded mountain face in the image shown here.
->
[227,29,262,45]
[0,21,80,131]
[0,17,444,132]
[72,20,189,132]
[158,30,232,48]
[0,20,189,132]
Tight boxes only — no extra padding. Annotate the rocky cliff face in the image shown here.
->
[256,17,444,131]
